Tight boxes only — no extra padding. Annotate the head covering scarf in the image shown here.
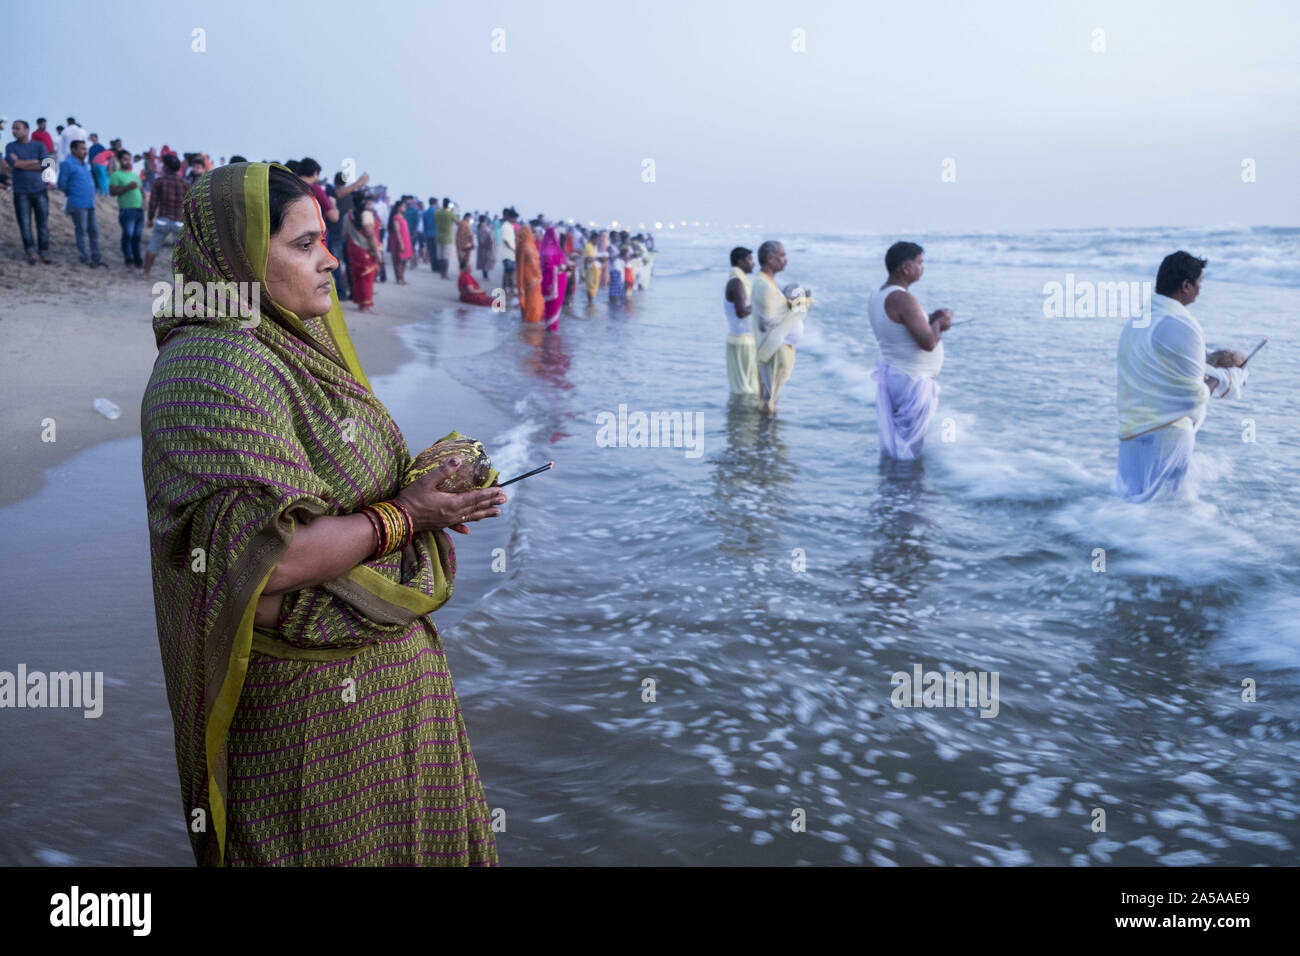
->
[515,224,544,323]
[141,162,461,865]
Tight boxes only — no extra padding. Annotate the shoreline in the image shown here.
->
[0,243,481,509]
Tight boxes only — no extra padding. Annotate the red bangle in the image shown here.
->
[359,506,384,560]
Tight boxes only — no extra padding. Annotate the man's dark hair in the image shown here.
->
[66,116,77,125]
[757,240,781,266]
[334,171,347,186]
[885,241,924,273]
[12,119,28,131]
[162,153,181,173]
[730,246,752,267]
[36,117,46,124]
[1155,251,1208,296]
[189,156,205,166]
[429,196,437,205]
[284,159,301,175]
[229,154,247,163]
[70,139,85,151]
[115,149,131,163]
[298,156,321,177]
[443,198,452,208]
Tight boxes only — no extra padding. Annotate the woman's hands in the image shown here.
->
[396,457,507,535]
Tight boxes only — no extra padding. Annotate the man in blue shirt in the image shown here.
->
[422,196,439,274]
[5,119,52,263]
[57,139,103,267]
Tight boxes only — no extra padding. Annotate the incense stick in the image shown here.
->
[1243,338,1268,365]
[498,461,555,487]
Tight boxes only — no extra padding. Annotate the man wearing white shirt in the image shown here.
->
[499,206,518,302]
[867,241,952,460]
[60,116,87,159]
[1114,251,1247,502]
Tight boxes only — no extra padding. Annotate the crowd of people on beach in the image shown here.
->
[330,186,658,329]
[3,112,656,333]
[8,110,1241,508]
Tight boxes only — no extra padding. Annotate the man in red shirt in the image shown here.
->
[296,157,338,228]
[31,118,55,155]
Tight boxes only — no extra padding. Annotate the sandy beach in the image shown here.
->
[0,192,472,508]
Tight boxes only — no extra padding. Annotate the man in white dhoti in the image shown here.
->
[1114,251,1247,502]
[867,241,952,459]
[724,246,758,395]
[752,240,813,414]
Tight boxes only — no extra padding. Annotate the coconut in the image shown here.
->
[403,431,499,492]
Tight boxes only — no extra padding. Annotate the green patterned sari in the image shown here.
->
[141,163,497,866]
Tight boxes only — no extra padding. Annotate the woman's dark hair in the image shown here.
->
[268,164,314,236]
[388,200,404,229]
[351,189,370,228]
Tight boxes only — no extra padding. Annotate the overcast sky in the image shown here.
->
[9,0,1297,233]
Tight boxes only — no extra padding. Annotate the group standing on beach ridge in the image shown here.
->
[722,241,1252,503]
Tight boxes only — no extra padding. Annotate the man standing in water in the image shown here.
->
[867,241,951,459]
[1114,251,1247,501]
[724,246,758,396]
[499,207,519,303]
[752,240,809,414]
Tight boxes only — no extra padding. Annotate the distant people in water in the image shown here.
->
[1113,251,1248,502]
[609,243,627,299]
[868,241,951,460]
[724,246,758,395]
[582,234,601,301]
[751,240,812,414]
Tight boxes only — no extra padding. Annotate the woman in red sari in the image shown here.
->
[540,227,568,330]
[458,267,496,307]
[344,195,381,312]
[516,225,544,323]
[388,199,413,285]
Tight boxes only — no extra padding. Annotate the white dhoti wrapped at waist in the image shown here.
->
[872,359,940,460]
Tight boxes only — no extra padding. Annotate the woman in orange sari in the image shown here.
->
[455,213,474,272]
[515,225,544,323]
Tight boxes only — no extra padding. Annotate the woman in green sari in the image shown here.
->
[141,162,507,866]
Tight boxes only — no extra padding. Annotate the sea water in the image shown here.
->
[2,226,1296,865]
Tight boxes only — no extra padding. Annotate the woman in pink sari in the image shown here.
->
[540,227,568,330]
[387,199,413,285]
